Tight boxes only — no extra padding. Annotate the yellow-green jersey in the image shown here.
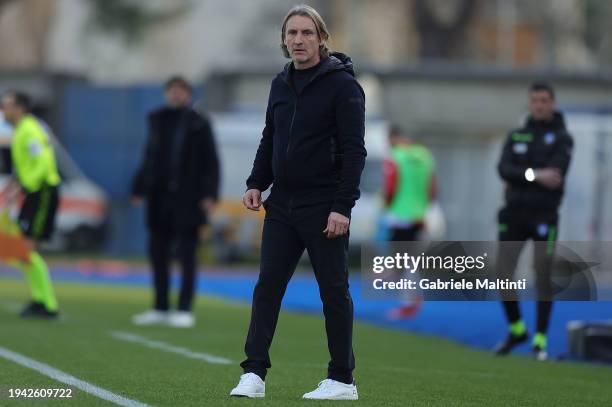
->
[11,114,61,193]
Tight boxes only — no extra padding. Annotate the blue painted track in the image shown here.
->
[2,265,611,360]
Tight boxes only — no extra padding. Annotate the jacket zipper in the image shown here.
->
[281,76,298,212]
[282,72,319,158]
[281,69,325,213]
[286,101,297,157]
[282,76,297,158]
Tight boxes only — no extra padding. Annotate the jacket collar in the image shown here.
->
[525,111,567,131]
[279,52,357,86]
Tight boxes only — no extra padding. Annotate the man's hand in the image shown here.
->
[243,189,262,211]
[0,178,19,207]
[200,197,216,213]
[535,168,562,189]
[323,212,349,239]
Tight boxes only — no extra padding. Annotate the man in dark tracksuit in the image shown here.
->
[131,76,219,328]
[494,83,573,360]
[229,5,365,401]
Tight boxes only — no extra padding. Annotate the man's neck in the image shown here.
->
[293,57,321,70]
[532,116,554,126]
[11,113,26,126]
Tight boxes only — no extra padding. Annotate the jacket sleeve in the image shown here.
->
[131,115,154,197]
[199,115,220,200]
[549,131,574,177]
[246,89,274,192]
[497,131,530,185]
[331,79,367,218]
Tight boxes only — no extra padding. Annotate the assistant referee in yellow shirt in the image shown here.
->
[1,90,61,318]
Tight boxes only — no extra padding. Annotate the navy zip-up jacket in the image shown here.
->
[246,52,367,218]
[498,111,573,211]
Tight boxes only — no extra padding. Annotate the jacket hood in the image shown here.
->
[280,52,357,82]
[525,111,567,131]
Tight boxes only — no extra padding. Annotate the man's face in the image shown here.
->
[1,94,21,125]
[165,84,191,108]
[529,90,555,121]
[284,15,323,69]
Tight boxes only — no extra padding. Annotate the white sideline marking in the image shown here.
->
[110,331,233,365]
[0,346,151,407]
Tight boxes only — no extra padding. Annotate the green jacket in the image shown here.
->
[11,114,61,192]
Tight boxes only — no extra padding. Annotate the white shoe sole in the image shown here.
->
[167,322,195,328]
[230,392,265,398]
[132,320,167,326]
[303,394,358,400]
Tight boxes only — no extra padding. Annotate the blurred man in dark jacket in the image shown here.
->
[494,82,573,360]
[229,5,365,401]
[131,76,219,328]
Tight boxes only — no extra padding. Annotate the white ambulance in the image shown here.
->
[0,112,108,251]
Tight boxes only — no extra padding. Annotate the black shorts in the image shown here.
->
[18,185,59,241]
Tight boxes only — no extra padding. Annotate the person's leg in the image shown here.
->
[17,248,58,314]
[20,255,45,305]
[149,230,171,311]
[531,213,558,353]
[495,207,529,354]
[299,205,354,384]
[534,301,553,352]
[28,251,58,312]
[387,224,424,320]
[497,208,527,326]
[177,229,199,312]
[241,205,304,381]
[18,186,59,314]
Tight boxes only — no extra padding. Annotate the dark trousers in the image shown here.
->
[240,200,355,384]
[497,206,558,334]
[148,228,199,312]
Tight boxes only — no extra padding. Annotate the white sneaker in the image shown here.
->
[229,373,265,398]
[131,310,169,326]
[302,379,358,400]
[167,311,195,328]
[534,349,549,362]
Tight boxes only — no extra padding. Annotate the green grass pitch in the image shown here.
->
[0,278,611,406]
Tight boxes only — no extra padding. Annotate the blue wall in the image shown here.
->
[58,82,203,254]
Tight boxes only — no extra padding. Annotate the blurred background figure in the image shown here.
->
[494,82,573,361]
[383,125,437,242]
[383,125,436,320]
[0,90,61,318]
[130,76,220,328]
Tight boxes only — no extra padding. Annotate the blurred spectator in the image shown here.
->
[494,82,573,360]
[130,75,219,328]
